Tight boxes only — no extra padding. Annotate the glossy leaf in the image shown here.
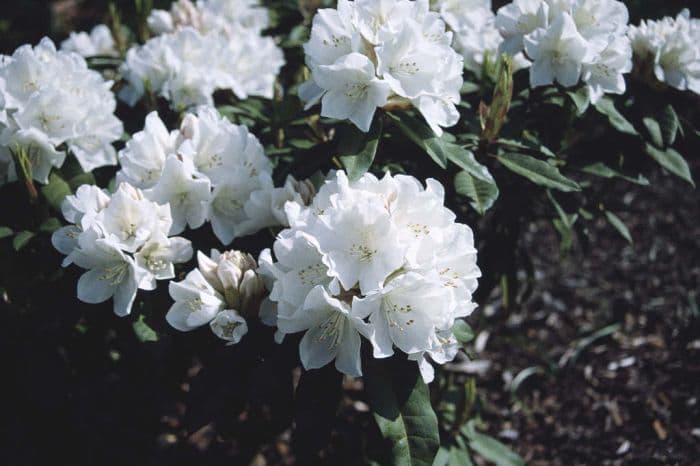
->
[454,171,499,215]
[365,356,440,466]
[390,113,448,168]
[497,153,580,192]
[581,162,649,185]
[445,147,494,183]
[644,143,695,186]
[339,117,383,181]
[594,98,637,136]
[605,211,632,244]
[452,319,475,344]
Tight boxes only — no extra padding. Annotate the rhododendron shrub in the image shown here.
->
[0,1,697,465]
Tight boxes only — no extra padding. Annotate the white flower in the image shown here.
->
[582,35,632,102]
[60,24,117,57]
[495,0,549,55]
[135,235,193,287]
[210,310,248,344]
[628,9,700,94]
[71,228,150,316]
[302,0,464,134]
[117,112,180,189]
[148,0,269,36]
[146,155,211,235]
[285,285,369,377]
[261,171,480,380]
[121,21,283,109]
[313,53,391,132]
[166,268,225,331]
[524,12,589,87]
[0,38,122,183]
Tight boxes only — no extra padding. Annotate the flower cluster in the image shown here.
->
[120,4,283,109]
[259,171,480,382]
[300,0,464,135]
[166,249,266,343]
[495,0,632,102]
[116,106,306,244]
[148,0,269,36]
[52,183,193,316]
[434,0,528,77]
[60,24,117,57]
[0,38,123,184]
[628,9,700,95]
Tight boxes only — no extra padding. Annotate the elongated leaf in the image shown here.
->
[567,87,590,115]
[389,113,448,168]
[461,421,523,466]
[449,447,474,466]
[365,356,440,466]
[41,173,71,210]
[339,117,383,180]
[481,54,513,143]
[0,227,13,240]
[659,104,679,146]
[643,117,664,148]
[454,171,499,214]
[133,315,159,343]
[581,162,649,185]
[594,98,637,136]
[445,147,494,183]
[605,211,632,243]
[497,153,580,192]
[13,231,35,251]
[452,319,475,344]
[644,143,695,186]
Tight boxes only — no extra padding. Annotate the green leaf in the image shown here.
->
[643,117,664,148]
[644,143,695,186]
[0,227,13,240]
[454,171,499,215]
[365,356,440,466]
[497,153,580,192]
[39,217,62,233]
[449,447,474,466]
[604,211,632,244]
[445,147,494,183]
[68,172,96,190]
[338,117,383,181]
[12,231,35,251]
[432,447,450,466]
[659,104,679,146]
[389,113,448,169]
[132,315,159,343]
[594,98,637,136]
[452,319,475,344]
[461,421,524,466]
[566,87,590,115]
[581,162,649,185]
[41,173,71,210]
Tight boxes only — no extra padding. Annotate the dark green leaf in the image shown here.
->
[68,172,96,190]
[13,231,35,251]
[41,173,71,210]
[566,87,589,115]
[132,315,159,343]
[497,153,580,192]
[365,356,440,466]
[594,98,637,136]
[445,147,494,183]
[454,171,499,215]
[605,211,632,243]
[659,104,679,146]
[0,227,13,240]
[39,217,62,233]
[452,319,475,344]
[643,117,664,148]
[644,143,695,186]
[461,421,524,466]
[581,162,649,185]
[338,117,383,181]
[449,447,474,466]
[389,113,449,168]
